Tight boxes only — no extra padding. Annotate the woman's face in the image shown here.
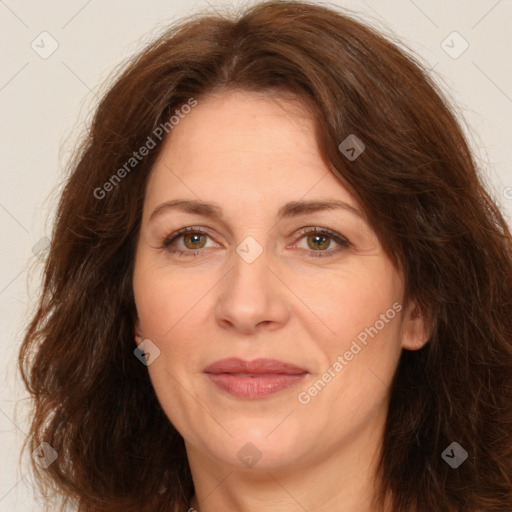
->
[133,90,427,472]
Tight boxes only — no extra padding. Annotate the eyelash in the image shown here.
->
[162,226,351,259]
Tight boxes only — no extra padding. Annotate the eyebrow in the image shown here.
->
[149,198,364,223]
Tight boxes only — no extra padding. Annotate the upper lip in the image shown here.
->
[203,357,308,375]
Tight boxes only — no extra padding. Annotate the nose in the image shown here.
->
[215,242,291,335]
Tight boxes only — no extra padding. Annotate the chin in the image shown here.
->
[202,423,309,470]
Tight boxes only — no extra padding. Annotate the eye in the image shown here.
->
[162,226,351,259]
[292,227,351,258]
[162,227,217,258]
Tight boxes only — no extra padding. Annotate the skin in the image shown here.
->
[132,90,429,512]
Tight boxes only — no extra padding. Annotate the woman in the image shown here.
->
[19,1,512,511]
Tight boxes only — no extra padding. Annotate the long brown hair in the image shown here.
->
[19,1,512,510]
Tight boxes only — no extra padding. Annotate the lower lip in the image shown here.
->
[206,373,307,399]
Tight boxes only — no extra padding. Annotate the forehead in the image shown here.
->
[143,90,360,219]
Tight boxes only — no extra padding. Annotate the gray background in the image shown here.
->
[1,0,511,509]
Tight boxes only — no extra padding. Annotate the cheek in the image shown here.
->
[294,261,404,408]
[133,256,210,343]
[133,260,205,431]
[295,261,403,348]
[132,257,216,408]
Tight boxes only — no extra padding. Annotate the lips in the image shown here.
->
[204,357,307,375]
[204,358,308,399]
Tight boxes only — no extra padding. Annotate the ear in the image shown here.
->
[400,299,431,351]
[133,317,143,347]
